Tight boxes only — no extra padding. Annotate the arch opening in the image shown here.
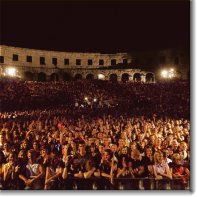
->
[50,73,59,81]
[38,72,46,82]
[121,73,130,82]
[109,74,118,82]
[63,72,72,81]
[74,74,83,80]
[133,73,141,82]
[24,71,34,81]
[86,74,94,80]
[146,73,154,82]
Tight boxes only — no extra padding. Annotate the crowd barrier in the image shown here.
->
[0,177,190,190]
[50,177,190,190]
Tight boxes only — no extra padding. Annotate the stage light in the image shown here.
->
[84,97,88,101]
[161,68,176,79]
[5,67,17,77]
[93,98,97,102]
[170,68,174,72]
[161,70,168,78]
[98,74,105,80]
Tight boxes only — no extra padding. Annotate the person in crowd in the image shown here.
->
[19,149,44,189]
[153,151,172,189]
[0,150,6,189]
[2,152,19,189]
[170,153,190,190]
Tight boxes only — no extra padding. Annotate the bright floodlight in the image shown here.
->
[161,70,168,78]
[5,67,17,77]
[93,98,97,102]
[169,68,175,78]
[98,74,105,80]
[84,97,88,101]
[161,68,176,79]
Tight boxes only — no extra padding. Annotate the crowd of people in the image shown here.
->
[0,78,189,119]
[0,78,190,190]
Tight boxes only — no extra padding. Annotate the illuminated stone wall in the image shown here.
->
[0,45,155,82]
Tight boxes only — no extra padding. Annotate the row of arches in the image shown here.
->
[24,71,154,82]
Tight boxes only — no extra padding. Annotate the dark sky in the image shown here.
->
[0,0,190,53]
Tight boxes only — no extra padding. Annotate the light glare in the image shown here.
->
[98,74,105,80]
[5,68,16,77]
[161,70,168,78]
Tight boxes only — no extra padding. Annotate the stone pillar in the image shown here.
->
[152,75,155,83]
[141,74,146,83]
[33,73,38,81]
[129,75,133,81]
[117,75,122,82]
[46,75,51,82]
[58,73,64,81]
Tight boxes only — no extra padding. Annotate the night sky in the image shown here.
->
[0,0,190,53]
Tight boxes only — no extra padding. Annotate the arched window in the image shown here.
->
[121,73,129,82]
[146,73,154,82]
[74,74,83,80]
[86,74,94,80]
[63,72,72,81]
[133,73,141,82]
[24,71,34,81]
[109,74,118,82]
[50,73,59,81]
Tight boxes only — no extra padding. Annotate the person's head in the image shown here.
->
[118,138,125,147]
[40,148,48,157]
[103,137,111,147]
[8,152,17,164]
[98,144,104,154]
[131,149,141,160]
[88,138,95,146]
[150,135,156,144]
[27,149,37,162]
[97,132,103,139]
[137,133,144,141]
[0,133,6,145]
[167,146,174,156]
[18,150,26,159]
[172,139,179,150]
[130,142,137,151]
[75,132,80,138]
[110,144,117,153]
[21,140,28,150]
[90,144,96,153]
[172,153,182,165]
[3,142,9,150]
[33,141,39,150]
[154,137,162,147]
[121,147,128,155]
[78,142,85,154]
[103,149,111,161]
[121,131,127,139]
[145,147,153,157]
[154,151,164,164]
[179,142,188,151]
[70,141,76,149]
[62,144,69,156]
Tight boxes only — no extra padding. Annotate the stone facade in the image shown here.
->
[0,45,155,82]
[131,48,189,80]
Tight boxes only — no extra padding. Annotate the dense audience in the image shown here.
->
[0,78,190,190]
[0,79,189,118]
